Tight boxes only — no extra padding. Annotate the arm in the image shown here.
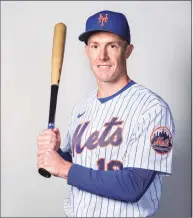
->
[67,164,157,203]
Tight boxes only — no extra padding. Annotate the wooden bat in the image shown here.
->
[38,23,67,178]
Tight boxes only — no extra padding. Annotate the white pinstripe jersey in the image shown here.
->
[60,82,175,217]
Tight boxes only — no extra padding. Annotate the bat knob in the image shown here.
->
[38,168,51,178]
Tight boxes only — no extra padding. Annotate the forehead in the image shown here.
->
[88,31,123,44]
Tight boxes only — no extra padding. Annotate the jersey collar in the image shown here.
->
[97,80,136,104]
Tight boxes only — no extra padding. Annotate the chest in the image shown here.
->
[70,99,141,169]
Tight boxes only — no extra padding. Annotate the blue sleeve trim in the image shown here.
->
[57,148,72,163]
[67,164,157,202]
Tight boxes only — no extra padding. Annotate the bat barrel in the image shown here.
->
[51,23,66,85]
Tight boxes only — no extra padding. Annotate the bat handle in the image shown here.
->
[38,168,51,178]
[38,123,55,178]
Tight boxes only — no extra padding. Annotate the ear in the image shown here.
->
[125,44,134,59]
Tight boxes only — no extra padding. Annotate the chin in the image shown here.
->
[96,75,117,83]
[94,73,111,82]
[94,70,113,79]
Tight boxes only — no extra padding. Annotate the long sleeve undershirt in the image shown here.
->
[57,149,157,203]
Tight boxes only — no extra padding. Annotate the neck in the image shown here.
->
[97,73,130,98]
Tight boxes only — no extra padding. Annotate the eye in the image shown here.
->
[91,45,98,49]
[110,44,118,49]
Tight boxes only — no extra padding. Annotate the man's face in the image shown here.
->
[85,32,133,83]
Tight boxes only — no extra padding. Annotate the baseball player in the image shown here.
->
[37,10,175,217]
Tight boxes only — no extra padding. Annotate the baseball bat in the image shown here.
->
[38,23,67,178]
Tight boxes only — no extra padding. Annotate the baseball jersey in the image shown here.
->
[60,80,175,217]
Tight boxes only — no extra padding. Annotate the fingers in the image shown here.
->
[39,129,54,136]
[52,128,61,141]
[37,157,44,167]
[37,130,59,174]
[37,154,44,169]
[37,135,56,144]
[37,131,54,143]
[39,128,60,137]
[37,129,59,143]
[37,147,52,156]
[37,149,52,167]
[52,128,60,135]
[37,143,53,151]
[37,149,61,177]
[37,131,57,149]
[37,128,61,149]
[37,141,56,151]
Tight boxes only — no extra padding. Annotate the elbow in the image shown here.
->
[130,193,143,203]
[123,191,143,203]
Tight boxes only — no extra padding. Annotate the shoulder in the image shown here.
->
[130,82,172,114]
[132,82,175,132]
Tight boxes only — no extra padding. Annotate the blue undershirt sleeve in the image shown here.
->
[67,164,157,203]
[57,148,72,163]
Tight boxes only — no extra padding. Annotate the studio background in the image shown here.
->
[1,1,191,217]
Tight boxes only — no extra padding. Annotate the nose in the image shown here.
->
[99,47,109,61]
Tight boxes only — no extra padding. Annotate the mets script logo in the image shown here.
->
[72,117,123,156]
[150,126,172,155]
[98,13,108,26]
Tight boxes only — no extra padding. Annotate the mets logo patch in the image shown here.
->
[150,126,172,155]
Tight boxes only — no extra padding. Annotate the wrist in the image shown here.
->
[59,160,72,179]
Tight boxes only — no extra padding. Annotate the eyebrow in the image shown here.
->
[88,41,123,46]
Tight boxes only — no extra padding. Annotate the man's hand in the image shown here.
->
[37,128,61,153]
[37,148,72,179]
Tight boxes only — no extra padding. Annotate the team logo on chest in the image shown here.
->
[72,117,123,155]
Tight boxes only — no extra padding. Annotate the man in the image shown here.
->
[37,10,175,217]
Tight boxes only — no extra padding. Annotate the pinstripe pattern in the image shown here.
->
[62,83,175,217]
[77,93,99,217]
[96,93,124,217]
[84,103,101,217]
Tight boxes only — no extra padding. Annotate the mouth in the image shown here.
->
[97,65,112,68]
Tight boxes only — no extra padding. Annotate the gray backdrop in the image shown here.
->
[1,1,191,217]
